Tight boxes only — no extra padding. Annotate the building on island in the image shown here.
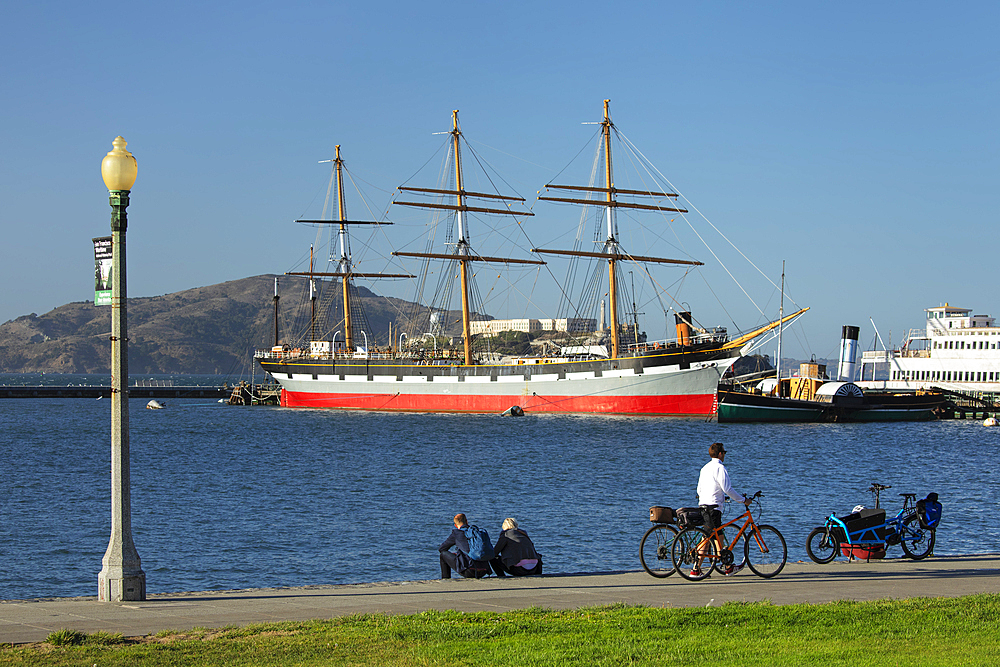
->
[469,317,597,338]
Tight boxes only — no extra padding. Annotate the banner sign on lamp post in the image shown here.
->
[94,236,112,306]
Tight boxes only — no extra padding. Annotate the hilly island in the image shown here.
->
[0,275,421,375]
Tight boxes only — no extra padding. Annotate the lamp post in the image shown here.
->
[97,136,146,602]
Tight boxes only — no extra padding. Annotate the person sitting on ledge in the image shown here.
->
[490,517,542,577]
[438,513,492,579]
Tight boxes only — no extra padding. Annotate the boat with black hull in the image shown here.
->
[718,329,945,423]
[256,102,799,416]
[717,383,945,423]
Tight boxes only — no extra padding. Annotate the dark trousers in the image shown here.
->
[490,557,543,577]
[440,551,489,579]
[702,508,725,548]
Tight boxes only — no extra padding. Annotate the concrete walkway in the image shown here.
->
[2,554,999,645]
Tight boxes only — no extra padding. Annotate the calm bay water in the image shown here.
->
[1,374,997,600]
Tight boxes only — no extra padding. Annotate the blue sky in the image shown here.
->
[1,1,997,360]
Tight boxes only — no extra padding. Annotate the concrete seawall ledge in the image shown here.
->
[0,385,230,399]
[2,554,1000,645]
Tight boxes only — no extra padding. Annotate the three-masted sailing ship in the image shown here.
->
[256,102,793,416]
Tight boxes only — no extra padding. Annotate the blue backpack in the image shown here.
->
[463,525,494,561]
[917,493,942,530]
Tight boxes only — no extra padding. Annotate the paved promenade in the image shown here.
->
[2,554,999,645]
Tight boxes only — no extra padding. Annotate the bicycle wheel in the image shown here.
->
[745,524,787,578]
[671,527,717,581]
[806,526,838,564]
[712,534,748,576]
[901,514,935,560]
[640,524,679,578]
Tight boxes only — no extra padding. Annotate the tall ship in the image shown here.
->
[857,304,1000,394]
[255,102,795,416]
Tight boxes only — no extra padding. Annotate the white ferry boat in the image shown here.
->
[857,304,1000,393]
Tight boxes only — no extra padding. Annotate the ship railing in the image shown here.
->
[254,348,403,361]
[254,347,623,365]
[625,332,728,355]
[861,350,896,362]
[254,349,312,360]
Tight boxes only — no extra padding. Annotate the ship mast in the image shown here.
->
[290,146,412,354]
[393,110,544,366]
[776,260,784,388]
[601,100,621,357]
[334,145,354,351]
[535,100,697,359]
[452,112,474,367]
[309,245,316,344]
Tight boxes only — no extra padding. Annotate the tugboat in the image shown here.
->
[719,326,945,422]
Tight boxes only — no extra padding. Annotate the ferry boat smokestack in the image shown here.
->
[675,312,693,346]
[838,325,860,381]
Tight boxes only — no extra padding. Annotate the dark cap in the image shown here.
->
[709,442,726,457]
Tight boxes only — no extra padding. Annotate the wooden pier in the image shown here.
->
[226,381,281,405]
[936,388,999,420]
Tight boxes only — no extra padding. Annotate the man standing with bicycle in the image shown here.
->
[696,442,748,575]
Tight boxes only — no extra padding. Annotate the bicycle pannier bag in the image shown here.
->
[917,493,942,529]
[649,506,675,524]
[676,507,704,528]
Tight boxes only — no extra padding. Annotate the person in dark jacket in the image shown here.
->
[490,517,542,577]
[439,513,492,578]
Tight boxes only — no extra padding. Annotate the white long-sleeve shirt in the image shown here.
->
[697,457,744,509]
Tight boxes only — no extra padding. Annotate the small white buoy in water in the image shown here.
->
[500,405,525,417]
[984,417,998,427]
[146,399,166,410]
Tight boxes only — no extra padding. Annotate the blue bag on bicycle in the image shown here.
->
[917,493,942,529]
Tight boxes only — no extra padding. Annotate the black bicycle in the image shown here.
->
[640,506,680,578]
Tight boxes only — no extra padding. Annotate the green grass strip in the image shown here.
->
[2,594,999,666]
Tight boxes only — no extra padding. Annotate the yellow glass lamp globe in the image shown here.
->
[101,136,137,191]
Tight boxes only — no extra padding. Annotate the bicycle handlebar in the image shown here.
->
[870,483,891,491]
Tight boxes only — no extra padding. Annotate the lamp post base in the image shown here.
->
[98,567,146,602]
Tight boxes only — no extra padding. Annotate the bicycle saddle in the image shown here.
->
[900,493,917,499]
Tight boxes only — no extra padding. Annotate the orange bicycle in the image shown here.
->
[670,490,787,581]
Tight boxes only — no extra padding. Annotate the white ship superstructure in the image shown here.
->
[858,304,1000,393]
